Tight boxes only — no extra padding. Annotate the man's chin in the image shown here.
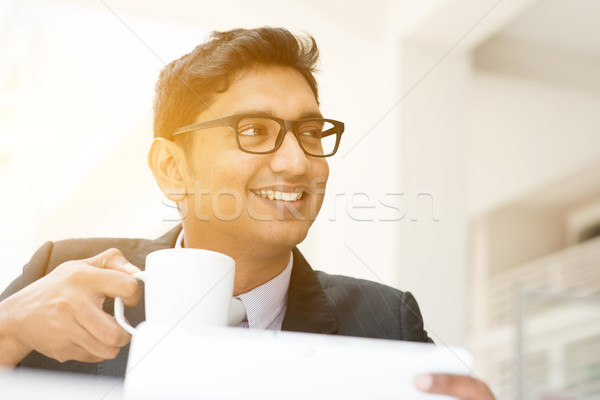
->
[256,221,311,250]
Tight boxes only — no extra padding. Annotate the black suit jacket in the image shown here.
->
[0,225,431,376]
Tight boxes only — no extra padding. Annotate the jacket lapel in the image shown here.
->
[281,248,338,334]
[128,225,183,269]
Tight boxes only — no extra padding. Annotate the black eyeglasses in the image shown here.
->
[173,114,344,158]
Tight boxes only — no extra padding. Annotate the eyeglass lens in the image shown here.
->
[236,117,338,156]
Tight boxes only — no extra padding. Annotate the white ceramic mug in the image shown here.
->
[115,248,243,334]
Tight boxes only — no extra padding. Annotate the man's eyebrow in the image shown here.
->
[232,109,324,119]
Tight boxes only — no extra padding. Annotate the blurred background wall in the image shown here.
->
[1,1,600,398]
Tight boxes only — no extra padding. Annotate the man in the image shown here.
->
[0,27,494,399]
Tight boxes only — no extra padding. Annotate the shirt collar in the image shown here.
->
[174,229,292,330]
[236,253,292,329]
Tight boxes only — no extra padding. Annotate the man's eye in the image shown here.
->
[238,125,268,136]
[299,128,323,138]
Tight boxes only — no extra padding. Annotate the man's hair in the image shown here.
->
[153,27,320,139]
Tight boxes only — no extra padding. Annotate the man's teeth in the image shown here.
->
[254,190,303,201]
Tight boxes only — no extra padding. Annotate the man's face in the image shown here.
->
[179,64,329,252]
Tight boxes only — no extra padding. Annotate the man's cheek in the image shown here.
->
[309,175,328,220]
[310,196,325,220]
[211,189,244,221]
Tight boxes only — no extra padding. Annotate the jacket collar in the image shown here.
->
[281,248,338,334]
[134,225,339,334]
[129,225,183,269]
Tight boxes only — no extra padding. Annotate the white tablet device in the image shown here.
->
[125,323,473,400]
[0,368,123,400]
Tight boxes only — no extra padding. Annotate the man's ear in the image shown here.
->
[147,137,187,202]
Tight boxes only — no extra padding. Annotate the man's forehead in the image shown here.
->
[195,65,320,121]
[229,108,323,119]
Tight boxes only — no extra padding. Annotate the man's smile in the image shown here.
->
[248,184,312,217]
[250,185,308,202]
[252,190,303,201]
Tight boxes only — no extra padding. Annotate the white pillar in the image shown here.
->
[397,42,471,346]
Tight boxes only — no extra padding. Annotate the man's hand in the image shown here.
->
[414,373,496,400]
[0,248,141,366]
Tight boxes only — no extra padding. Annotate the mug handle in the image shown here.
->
[114,271,146,335]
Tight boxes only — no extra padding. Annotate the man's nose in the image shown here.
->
[268,130,311,175]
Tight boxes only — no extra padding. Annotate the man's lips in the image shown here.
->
[250,185,309,202]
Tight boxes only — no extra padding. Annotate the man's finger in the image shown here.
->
[414,374,495,400]
[86,248,140,274]
[74,302,131,348]
[63,341,110,364]
[46,323,119,363]
[85,268,141,305]
[69,321,122,361]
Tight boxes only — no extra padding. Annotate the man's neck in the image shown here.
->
[231,251,291,295]
[182,228,292,296]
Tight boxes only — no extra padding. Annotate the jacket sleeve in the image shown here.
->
[0,241,54,302]
[400,291,434,343]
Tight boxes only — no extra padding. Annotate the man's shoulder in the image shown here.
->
[47,235,148,259]
[48,236,147,258]
[312,270,430,342]
[42,225,181,273]
[315,270,403,299]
